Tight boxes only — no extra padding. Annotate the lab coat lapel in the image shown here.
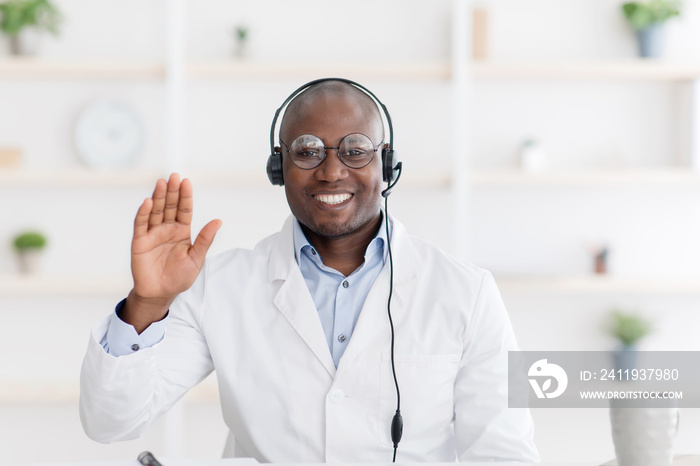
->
[336,216,417,373]
[268,216,336,378]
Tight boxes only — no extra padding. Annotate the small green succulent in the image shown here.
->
[608,309,652,347]
[622,0,681,30]
[0,0,61,37]
[13,231,47,251]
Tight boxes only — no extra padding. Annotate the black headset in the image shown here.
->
[266,78,405,461]
[266,77,402,197]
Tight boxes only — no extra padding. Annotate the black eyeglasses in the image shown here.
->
[280,133,381,170]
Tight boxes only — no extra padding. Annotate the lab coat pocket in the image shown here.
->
[377,353,461,446]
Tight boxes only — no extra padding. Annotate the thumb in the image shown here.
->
[190,219,223,267]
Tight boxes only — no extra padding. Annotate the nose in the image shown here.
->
[315,148,348,182]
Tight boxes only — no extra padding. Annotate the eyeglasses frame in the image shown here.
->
[279,132,384,170]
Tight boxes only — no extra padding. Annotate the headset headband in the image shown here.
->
[269,77,394,153]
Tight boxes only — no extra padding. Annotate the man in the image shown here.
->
[80,79,539,463]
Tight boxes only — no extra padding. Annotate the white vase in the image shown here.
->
[16,249,44,274]
[8,28,43,56]
[520,139,547,173]
[610,403,678,466]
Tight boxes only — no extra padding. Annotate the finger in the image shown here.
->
[176,178,194,226]
[134,198,153,239]
[148,178,168,228]
[189,219,222,268]
[163,173,181,224]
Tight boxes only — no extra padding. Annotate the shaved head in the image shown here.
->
[279,80,384,145]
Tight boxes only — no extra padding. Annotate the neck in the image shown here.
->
[302,213,383,277]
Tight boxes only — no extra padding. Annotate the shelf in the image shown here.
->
[0,378,219,403]
[0,168,168,188]
[0,167,451,189]
[0,274,132,297]
[470,169,700,187]
[0,58,165,79]
[5,272,697,299]
[187,60,451,81]
[2,58,700,82]
[496,275,700,294]
[0,58,450,81]
[4,167,699,190]
[3,58,699,82]
[471,60,700,81]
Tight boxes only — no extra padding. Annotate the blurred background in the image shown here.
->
[1,0,699,464]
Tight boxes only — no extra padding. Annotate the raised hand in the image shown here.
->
[122,173,222,333]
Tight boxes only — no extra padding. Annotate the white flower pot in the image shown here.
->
[15,249,44,274]
[8,28,43,56]
[610,402,678,466]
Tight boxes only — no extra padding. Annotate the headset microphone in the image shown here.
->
[381,162,403,198]
[267,78,403,462]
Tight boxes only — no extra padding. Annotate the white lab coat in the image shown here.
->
[80,215,539,463]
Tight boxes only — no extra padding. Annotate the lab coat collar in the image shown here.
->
[267,213,418,378]
[267,213,416,285]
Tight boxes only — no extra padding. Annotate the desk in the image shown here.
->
[35,460,700,466]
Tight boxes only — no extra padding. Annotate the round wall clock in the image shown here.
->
[74,100,145,169]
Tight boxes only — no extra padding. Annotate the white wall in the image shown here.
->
[3,0,700,465]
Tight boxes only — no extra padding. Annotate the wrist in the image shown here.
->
[122,289,173,334]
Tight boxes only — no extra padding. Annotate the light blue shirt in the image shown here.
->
[292,215,387,367]
[102,214,388,367]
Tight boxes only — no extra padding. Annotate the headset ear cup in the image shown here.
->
[382,148,398,183]
[266,152,284,186]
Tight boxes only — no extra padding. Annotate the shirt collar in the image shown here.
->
[292,212,388,267]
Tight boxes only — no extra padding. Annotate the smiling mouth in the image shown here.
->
[313,193,353,205]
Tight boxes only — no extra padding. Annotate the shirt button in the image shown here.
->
[342,280,349,288]
[311,248,317,255]
[329,389,345,404]
[337,334,346,343]
[131,344,140,352]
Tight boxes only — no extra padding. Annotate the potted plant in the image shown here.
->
[621,0,681,58]
[0,0,61,56]
[12,230,47,274]
[232,24,249,60]
[607,309,652,370]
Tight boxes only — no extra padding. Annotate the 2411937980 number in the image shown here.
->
[598,368,679,381]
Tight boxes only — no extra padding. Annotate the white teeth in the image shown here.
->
[314,193,352,205]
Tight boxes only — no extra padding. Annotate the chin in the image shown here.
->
[307,220,355,238]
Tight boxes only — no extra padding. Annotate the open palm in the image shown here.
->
[131,174,222,302]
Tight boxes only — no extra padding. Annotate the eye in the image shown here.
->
[295,148,322,159]
[342,148,368,158]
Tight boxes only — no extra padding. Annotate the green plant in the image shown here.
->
[608,309,652,347]
[13,231,47,251]
[0,0,61,37]
[235,25,248,43]
[622,0,681,30]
